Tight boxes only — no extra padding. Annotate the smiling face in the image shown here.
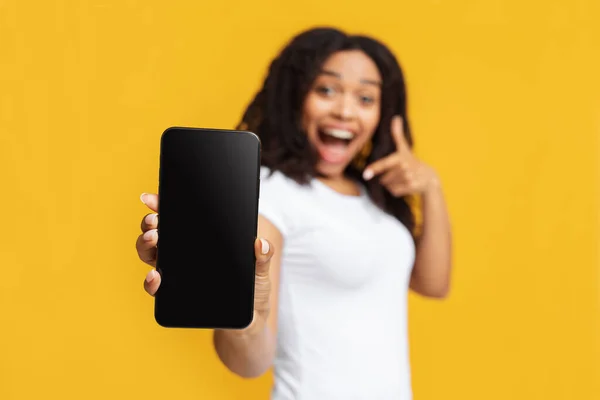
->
[302,50,382,178]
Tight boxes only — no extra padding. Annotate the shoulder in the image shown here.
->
[260,166,290,182]
[258,166,308,237]
[259,166,306,195]
[260,166,284,184]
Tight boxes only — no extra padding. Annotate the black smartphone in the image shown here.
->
[154,127,261,329]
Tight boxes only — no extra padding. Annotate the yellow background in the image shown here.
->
[1,1,598,399]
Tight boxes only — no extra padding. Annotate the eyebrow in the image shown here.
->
[320,69,382,87]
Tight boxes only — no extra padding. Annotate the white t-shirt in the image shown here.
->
[259,167,416,400]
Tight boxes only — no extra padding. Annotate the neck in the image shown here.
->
[317,174,362,197]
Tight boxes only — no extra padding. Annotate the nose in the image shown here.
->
[332,93,357,121]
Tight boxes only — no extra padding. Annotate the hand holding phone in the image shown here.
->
[136,194,274,332]
[135,127,270,330]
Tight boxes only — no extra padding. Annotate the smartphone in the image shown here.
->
[154,127,261,329]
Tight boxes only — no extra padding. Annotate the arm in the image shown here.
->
[212,215,283,378]
[361,116,453,300]
[409,178,452,298]
[137,195,283,377]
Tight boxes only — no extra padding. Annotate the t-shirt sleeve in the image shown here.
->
[258,167,294,237]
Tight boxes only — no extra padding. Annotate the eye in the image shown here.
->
[316,85,336,97]
[359,95,376,105]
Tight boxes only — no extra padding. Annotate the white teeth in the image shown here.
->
[323,129,354,140]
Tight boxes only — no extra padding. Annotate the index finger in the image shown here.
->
[391,116,410,153]
[362,153,399,181]
[140,193,159,212]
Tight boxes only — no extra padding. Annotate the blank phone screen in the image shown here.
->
[155,127,261,329]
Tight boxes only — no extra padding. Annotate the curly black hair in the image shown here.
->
[236,27,417,235]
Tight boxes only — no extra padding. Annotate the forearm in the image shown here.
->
[213,320,276,378]
[410,179,452,298]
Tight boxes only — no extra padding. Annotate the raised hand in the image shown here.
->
[362,116,439,197]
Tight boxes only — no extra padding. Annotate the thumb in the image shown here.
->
[255,237,273,277]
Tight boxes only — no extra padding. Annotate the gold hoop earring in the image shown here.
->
[352,140,372,170]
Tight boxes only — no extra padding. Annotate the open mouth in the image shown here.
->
[316,128,356,164]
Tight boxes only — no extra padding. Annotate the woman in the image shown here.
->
[137,27,452,399]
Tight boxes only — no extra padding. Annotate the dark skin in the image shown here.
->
[136,49,452,379]
[363,116,452,298]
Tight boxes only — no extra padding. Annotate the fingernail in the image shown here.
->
[140,193,147,204]
[260,238,270,254]
[146,270,156,283]
[363,169,373,181]
[143,229,156,241]
[148,213,158,225]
